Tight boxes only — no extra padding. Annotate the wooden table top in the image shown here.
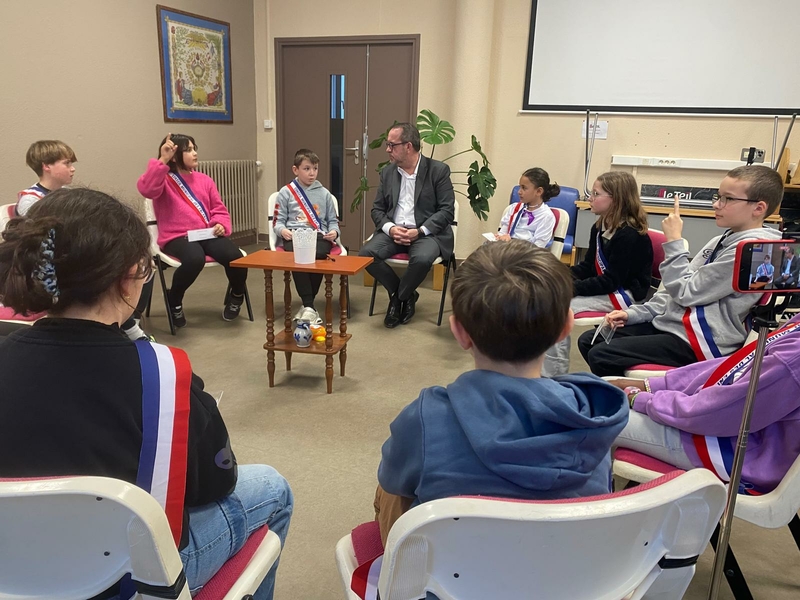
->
[231,250,373,275]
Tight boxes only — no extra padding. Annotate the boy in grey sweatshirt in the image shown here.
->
[274,149,340,322]
[579,165,784,376]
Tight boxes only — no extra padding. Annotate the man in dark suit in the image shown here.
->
[775,246,800,289]
[359,123,455,328]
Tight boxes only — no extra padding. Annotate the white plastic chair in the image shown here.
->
[0,476,281,600]
[0,203,15,230]
[336,469,726,600]
[613,448,800,599]
[367,200,460,327]
[549,207,569,259]
[143,199,254,335]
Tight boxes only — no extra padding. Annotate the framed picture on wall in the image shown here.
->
[156,5,233,123]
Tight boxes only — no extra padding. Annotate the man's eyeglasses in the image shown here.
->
[385,141,407,150]
[711,194,760,208]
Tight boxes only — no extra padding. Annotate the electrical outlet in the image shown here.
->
[740,147,765,163]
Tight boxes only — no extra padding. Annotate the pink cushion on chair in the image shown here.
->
[614,449,680,475]
[0,306,42,322]
[194,525,270,600]
[351,521,384,565]
[574,311,606,319]
[390,253,410,260]
[629,364,675,373]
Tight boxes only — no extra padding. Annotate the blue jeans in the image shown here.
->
[181,464,293,599]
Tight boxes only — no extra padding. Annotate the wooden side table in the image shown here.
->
[231,251,373,393]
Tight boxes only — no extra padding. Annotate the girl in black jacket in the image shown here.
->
[543,171,653,376]
[0,189,292,599]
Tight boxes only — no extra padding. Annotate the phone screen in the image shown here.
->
[735,240,800,293]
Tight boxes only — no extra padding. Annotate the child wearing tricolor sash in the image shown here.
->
[274,149,340,324]
[609,312,800,494]
[542,171,653,377]
[0,189,292,600]
[15,140,77,217]
[580,165,784,377]
[137,133,249,327]
[494,167,557,247]
[373,241,628,548]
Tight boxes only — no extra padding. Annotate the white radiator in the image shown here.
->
[196,160,260,240]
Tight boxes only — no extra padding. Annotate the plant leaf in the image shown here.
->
[466,161,497,221]
[351,176,371,213]
[416,109,455,146]
[471,135,489,166]
[369,121,398,150]
[374,159,390,174]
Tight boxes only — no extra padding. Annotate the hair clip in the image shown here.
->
[33,228,59,304]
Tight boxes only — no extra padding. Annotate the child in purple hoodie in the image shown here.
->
[611,313,800,493]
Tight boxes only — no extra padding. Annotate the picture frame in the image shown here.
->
[156,5,233,123]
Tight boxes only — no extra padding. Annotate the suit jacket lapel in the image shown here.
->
[389,167,401,212]
[414,155,428,204]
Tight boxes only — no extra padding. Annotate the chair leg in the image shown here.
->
[369,279,378,317]
[437,256,454,326]
[243,284,254,322]
[788,514,800,553]
[710,524,754,600]
[156,259,176,336]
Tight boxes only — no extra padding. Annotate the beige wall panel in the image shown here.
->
[1,0,256,208]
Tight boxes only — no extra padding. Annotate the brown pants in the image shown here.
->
[373,485,413,547]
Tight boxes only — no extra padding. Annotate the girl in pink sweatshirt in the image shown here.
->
[137,134,247,327]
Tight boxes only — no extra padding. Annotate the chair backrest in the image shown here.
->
[0,476,190,599]
[647,228,668,281]
[510,186,579,239]
[452,199,460,249]
[144,198,164,258]
[0,203,15,230]
[267,192,280,251]
[549,207,569,258]
[378,469,726,600]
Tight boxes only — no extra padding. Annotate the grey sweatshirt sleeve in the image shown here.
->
[273,187,292,237]
[625,237,719,325]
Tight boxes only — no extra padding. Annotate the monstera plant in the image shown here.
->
[351,109,496,221]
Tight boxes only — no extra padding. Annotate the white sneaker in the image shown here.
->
[295,306,322,325]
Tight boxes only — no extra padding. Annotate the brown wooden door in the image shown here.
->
[276,37,419,252]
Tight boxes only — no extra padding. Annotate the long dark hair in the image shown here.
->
[157,133,197,172]
[0,188,151,315]
[522,167,560,201]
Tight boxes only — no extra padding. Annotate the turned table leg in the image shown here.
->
[325,274,333,393]
[284,271,292,371]
[263,269,275,387]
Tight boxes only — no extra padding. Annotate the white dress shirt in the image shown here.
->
[382,155,430,237]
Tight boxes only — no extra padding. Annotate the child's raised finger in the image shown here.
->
[673,195,680,216]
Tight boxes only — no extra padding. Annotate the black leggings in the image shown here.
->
[162,236,248,306]
[283,238,333,308]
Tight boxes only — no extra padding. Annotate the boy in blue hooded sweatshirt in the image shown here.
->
[375,240,629,544]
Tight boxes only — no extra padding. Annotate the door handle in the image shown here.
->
[345,140,360,165]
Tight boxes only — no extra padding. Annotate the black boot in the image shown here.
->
[384,294,402,328]
[400,291,419,325]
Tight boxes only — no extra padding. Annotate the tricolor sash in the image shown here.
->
[505,202,526,237]
[135,340,192,542]
[682,306,723,361]
[120,341,192,599]
[595,232,633,310]
[167,172,210,225]
[16,184,48,216]
[691,319,800,494]
[287,179,322,230]
[351,555,383,600]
